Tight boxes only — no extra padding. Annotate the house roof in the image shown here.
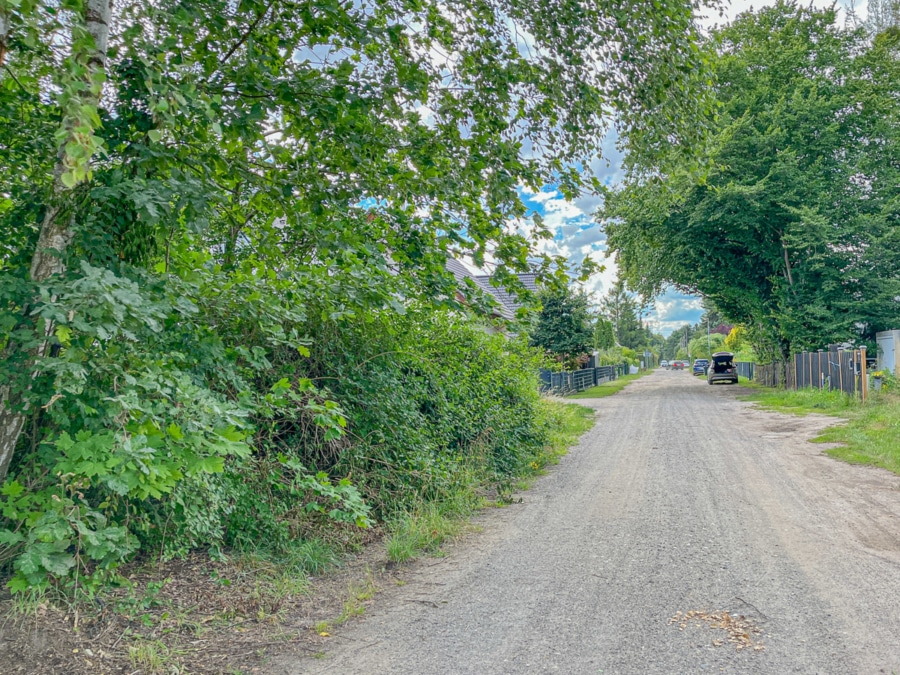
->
[446,259,540,321]
[475,273,537,316]
[445,257,476,285]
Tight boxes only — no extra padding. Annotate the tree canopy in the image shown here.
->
[599,278,658,351]
[602,2,900,360]
[530,285,593,368]
[0,0,716,590]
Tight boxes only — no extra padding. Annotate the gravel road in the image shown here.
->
[279,371,900,674]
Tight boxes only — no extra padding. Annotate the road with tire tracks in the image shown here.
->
[278,370,900,674]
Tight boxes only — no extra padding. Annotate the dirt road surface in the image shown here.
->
[277,371,900,674]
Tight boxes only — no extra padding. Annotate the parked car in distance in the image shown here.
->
[708,351,738,385]
[660,360,670,369]
[671,360,685,370]
[692,359,709,376]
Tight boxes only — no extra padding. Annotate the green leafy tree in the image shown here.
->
[688,332,725,361]
[599,278,656,350]
[603,3,900,362]
[0,0,719,589]
[593,317,616,351]
[724,326,746,352]
[865,0,900,34]
[530,286,593,368]
[0,0,717,483]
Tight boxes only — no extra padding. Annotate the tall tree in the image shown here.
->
[530,285,593,367]
[593,317,616,351]
[865,0,900,34]
[602,2,900,361]
[599,278,651,350]
[0,0,113,480]
[0,0,720,482]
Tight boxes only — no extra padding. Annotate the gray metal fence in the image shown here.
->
[539,364,621,396]
[734,361,754,380]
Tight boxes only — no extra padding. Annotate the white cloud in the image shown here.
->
[697,0,866,30]
[471,1,868,337]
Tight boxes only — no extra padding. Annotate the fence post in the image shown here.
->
[861,346,867,401]
[838,348,844,394]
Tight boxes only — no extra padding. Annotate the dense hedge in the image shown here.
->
[0,263,550,592]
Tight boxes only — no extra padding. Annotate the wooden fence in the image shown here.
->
[752,345,868,400]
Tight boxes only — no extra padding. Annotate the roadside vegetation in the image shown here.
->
[386,400,595,563]
[603,3,900,363]
[741,379,900,475]
[0,0,713,603]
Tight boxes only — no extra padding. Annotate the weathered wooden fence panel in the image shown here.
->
[750,345,867,399]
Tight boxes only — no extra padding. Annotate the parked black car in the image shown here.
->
[708,351,738,385]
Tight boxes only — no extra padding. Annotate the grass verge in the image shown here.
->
[740,385,900,475]
[0,402,597,673]
[384,399,595,563]
[568,370,652,399]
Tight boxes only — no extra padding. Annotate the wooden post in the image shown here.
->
[838,348,844,394]
[860,346,867,402]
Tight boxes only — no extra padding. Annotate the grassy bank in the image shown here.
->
[385,399,595,562]
[740,386,900,475]
[0,397,597,675]
[568,369,652,399]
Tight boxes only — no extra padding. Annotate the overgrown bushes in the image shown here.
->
[0,259,556,593]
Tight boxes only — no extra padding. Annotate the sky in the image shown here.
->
[481,0,868,337]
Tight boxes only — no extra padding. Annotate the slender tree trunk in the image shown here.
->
[782,243,794,287]
[0,9,9,68]
[0,387,27,481]
[0,0,112,483]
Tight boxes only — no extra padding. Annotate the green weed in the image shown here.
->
[537,400,595,457]
[386,496,475,563]
[335,576,377,625]
[6,586,51,620]
[816,394,900,474]
[385,399,593,562]
[127,638,186,674]
[740,386,858,415]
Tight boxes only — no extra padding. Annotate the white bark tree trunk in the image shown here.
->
[0,0,112,483]
[0,10,9,68]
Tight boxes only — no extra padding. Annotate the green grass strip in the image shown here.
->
[385,400,594,563]
[740,385,900,476]
[568,370,652,399]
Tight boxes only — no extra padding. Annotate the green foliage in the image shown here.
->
[603,3,900,358]
[599,279,659,351]
[530,285,593,369]
[386,399,593,562]
[593,317,616,351]
[0,0,716,592]
[724,326,746,353]
[688,332,725,361]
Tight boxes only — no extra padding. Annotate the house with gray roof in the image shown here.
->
[445,259,537,330]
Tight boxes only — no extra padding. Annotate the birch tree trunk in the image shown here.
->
[0,9,9,68]
[0,0,112,483]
